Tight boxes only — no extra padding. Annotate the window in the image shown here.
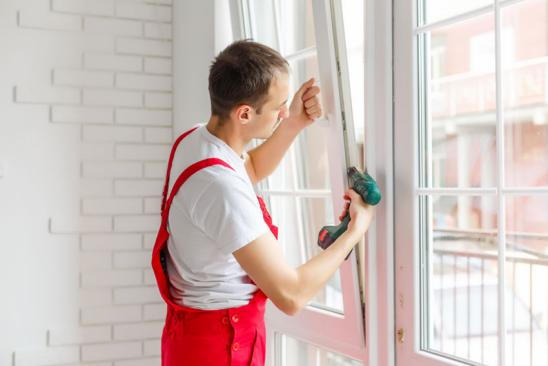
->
[231,0,366,364]
[395,1,548,365]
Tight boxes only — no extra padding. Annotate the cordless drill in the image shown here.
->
[317,167,381,255]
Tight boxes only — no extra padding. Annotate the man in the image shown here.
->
[151,40,374,365]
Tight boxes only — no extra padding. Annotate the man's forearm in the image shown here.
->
[292,230,361,312]
[247,119,302,182]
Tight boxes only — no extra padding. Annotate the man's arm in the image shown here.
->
[233,226,361,315]
[233,189,374,315]
[245,78,322,184]
[244,120,301,185]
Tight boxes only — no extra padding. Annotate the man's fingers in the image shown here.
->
[297,78,315,95]
[306,105,321,115]
[306,105,322,119]
[304,97,318,108]
[339,202,350,221]
[302,86,320,100]
[345,189,359,201]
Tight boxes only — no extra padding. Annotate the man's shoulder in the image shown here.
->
[184,163,251,194]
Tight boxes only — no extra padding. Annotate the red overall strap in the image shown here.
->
[153,126,236,311]
[152,158,235,311]
[161,157,235,225]
[161,126,200,214]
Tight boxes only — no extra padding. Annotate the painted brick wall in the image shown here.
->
[0,0,172,365]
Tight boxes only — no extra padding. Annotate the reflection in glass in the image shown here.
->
[341,0,365,141]
[249,0,278,49]
[280,333,362,366]
[268,195,343,312]
[265,54,328,192]
[289,56,327,190]
[294,125,331,190]
[424,14,497,188]
[279,0,316,55]
[502,0,548,188]
[266,144,296,190]
[267,56,321,190]
[268,195,302,267]
[424,195,499,365]
[422,0,493,25]
[301,197,342,312]
[301,197,335,259]
[289,55,320,95]
[505,195,548,366]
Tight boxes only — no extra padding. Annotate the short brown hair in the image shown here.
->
[208,40,289,120]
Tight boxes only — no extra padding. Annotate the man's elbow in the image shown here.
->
[274,294,304,316]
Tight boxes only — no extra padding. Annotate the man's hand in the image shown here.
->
[286,78,322,131]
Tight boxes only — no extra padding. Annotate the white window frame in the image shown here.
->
[394,0,548,365]
[230,0,373,363]
[363,0,396,364]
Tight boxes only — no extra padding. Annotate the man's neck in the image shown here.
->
[206,116,249,158]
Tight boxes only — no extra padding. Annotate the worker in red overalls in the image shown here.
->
[151,40,374,365]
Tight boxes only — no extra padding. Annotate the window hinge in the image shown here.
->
[397,328,405,344]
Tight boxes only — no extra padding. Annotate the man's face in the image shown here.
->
[245,72,289,139]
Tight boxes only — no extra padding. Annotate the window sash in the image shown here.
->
[235,0,367,362]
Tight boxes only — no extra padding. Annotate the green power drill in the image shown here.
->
[317,167,381,257]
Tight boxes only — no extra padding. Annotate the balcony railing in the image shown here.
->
[427,229,548,366]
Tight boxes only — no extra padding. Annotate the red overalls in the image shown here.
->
[151,126,279,365]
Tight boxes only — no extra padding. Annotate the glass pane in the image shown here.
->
[289,55,320,95]
[284,333,316,366]
[269,195,302,267]
[502,0,548,188]
[279,333,362,366]
[505,196,548,366]
[341,0,365,142]
[300,197,343,312]
[269,196,344,312]
[278,0,316,55]
[249,0,278,49]
[267,144,296,190]
[421,0,493,25]
[300,197,335,259]
[294,125,331,190]
[268,56,322,191]
[423,195,499,366]
[290,55,330,190]
[423,14,497,188]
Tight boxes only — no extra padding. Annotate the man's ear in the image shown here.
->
[234,104,253,125]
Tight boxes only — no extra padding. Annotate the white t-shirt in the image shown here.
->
[165,123,270,310]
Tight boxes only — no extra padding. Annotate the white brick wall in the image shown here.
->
[116,74,172,92]
[116,38,172,57]
[52,0,115,16]
[85,53,143,72]
[82,342,142,362]
[81,305,142,325]
[2,0,172,364]
[48,326,112,345]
